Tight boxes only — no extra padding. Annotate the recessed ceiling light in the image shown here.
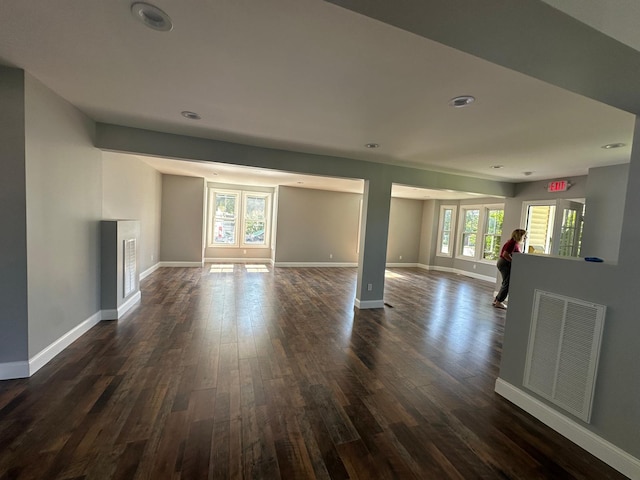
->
[449,95,475,108]
[523,171,533,176]
[131,2,173,31]
[601,143,625,149]
[365,143,379,149]
[491,165,504,169]
[181,111,201,120]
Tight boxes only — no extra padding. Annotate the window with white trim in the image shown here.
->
[482,208,504,260]
[457,204,504,261]
[208,188,271,247]
[460,208,480,257]
[437,205,457,257]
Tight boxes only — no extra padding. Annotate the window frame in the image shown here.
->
[436,205,457,258]
[207,187,272,248]
[482,207,505,261]
[456,203,504,263]
[241,191,271,248]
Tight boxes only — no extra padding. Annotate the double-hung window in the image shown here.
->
[482,208,504,260]
[460,208,480,257]
[437,205,457,257]
[457,204,504,261]
[208,188,271,247]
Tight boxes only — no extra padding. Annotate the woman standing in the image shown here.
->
[493,229,527,309]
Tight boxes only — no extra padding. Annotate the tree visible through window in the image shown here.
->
[209,188,271,247]
[461,209,480,257]
[483,208,504,260]
[214,192,238,244]
[244,194,267,245]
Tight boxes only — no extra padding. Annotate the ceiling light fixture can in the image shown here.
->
[449,95,475,108]
[365,143,379,149]
[491,165,504,169]
[131,2,173,32]
[181,111,201,120]
[601,143,625,149]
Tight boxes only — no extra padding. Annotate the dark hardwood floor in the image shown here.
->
[0,265,628,479]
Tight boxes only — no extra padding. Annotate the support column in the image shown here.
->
[355,175,392,309]
[0,67,29,378]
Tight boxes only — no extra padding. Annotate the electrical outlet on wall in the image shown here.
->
[329,253,333,259]
[243,249,247,254]
[367,283,373,291]
[399,255,403,260]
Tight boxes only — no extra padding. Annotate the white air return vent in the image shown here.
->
[523,290,606,423]
[123,238,137,297]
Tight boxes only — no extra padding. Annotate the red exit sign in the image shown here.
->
[547,180,568,192]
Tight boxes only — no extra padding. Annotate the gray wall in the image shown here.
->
[275,186,361,264]
[24,74,102,357]
[387,198,423,263]
[0,67,28,363]
[160,174,205,263]
[581,164,628,262]
[501,253,638,457]
[102,152,162,273]
[418,200,437,266]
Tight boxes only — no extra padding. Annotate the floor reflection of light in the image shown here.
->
[210,264,234,273]
[245,264,269,273]
[385,270,405,279]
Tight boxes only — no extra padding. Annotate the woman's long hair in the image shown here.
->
[511,229,527,242]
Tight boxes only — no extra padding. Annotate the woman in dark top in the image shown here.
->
[493,229,527,309]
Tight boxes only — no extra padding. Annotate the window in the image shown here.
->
[437,205,457,257]
[208,188,271,247]
[483,208,504,260]
[457,204,504,261]
[213,191,238,245]
[243,192,268,245]
[460,208,480,257]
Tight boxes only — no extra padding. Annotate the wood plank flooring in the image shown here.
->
[0,265,628,479]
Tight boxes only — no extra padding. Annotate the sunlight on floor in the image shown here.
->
[385,270,405,279]
[209,264,234,273]
[245,264,269,273]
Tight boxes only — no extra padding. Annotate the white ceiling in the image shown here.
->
[0,0,636,199]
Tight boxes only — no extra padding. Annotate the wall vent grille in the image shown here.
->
[123,238,137,297]
[523,290,606,423]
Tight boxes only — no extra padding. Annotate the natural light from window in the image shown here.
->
[209,264,234,273]
[385,270,406,279]
[245,264,269,273]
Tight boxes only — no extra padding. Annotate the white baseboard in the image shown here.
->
[158,261,204,267]
[354,298,385,309]
[2,313,102,380]
[140,262,160,280]
[274,262,358,268]
[495,378,640,480]
[101,291,141,320]
[386,262,419,268]
[419,264,496,283]
[1,293,145,380]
